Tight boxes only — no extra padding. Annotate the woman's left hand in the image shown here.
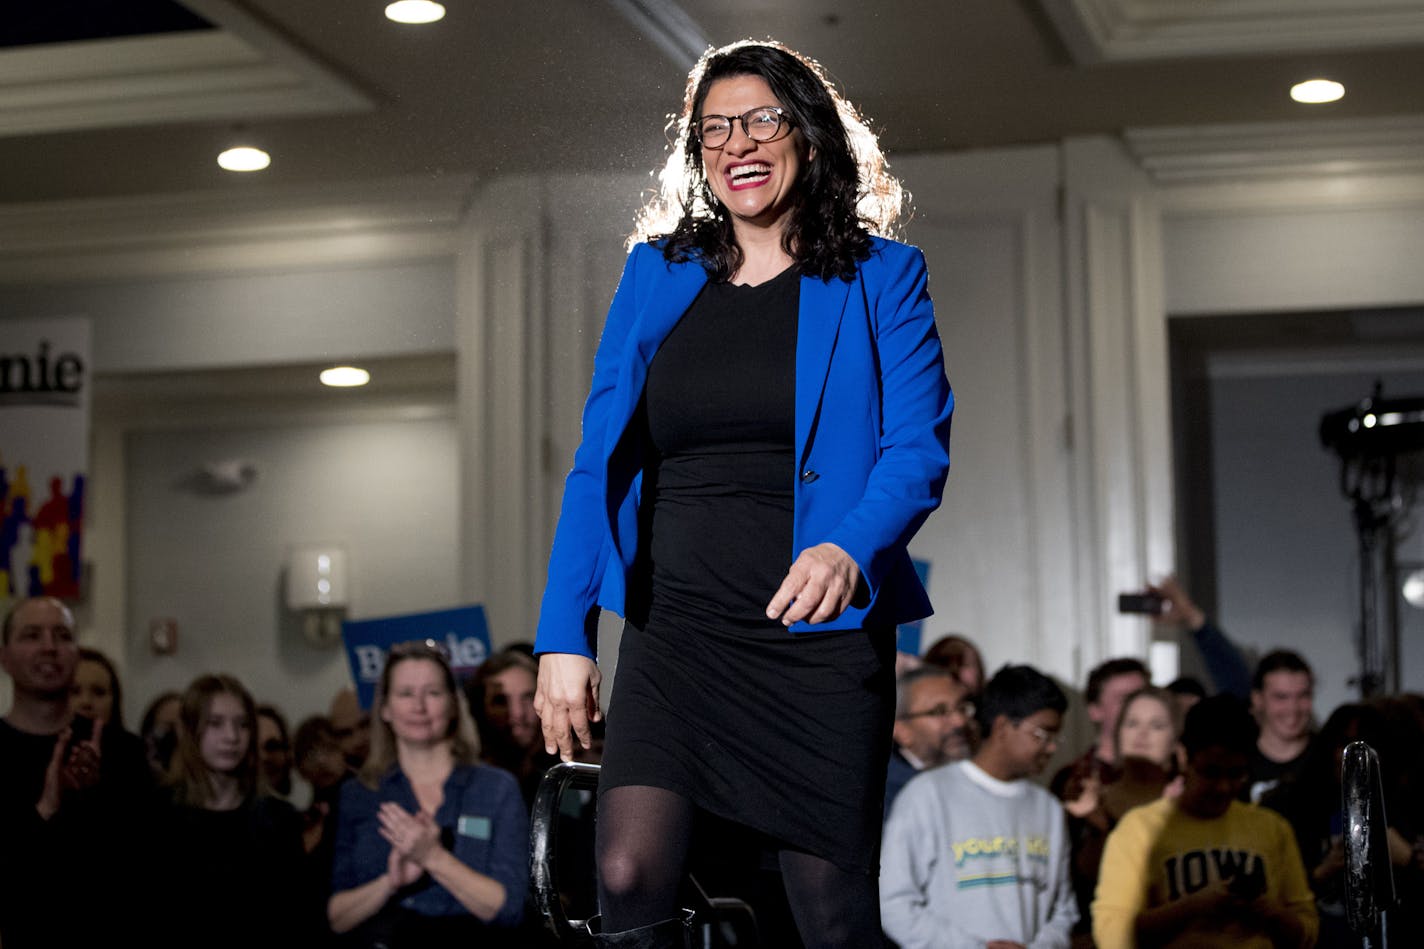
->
[378,802,441,866]
[766,543,860,626]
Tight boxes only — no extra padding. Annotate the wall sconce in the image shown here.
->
[287,544,349,647]
[1403,566,1424,609]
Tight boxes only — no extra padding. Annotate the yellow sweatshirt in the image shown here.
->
[1093,798,1317,948]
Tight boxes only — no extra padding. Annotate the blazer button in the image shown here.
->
[801,469,819,483]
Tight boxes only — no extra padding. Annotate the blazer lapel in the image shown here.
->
[795,271,851,465]
[604,255,708,454]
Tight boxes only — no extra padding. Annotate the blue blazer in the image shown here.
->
[534,236,953,659]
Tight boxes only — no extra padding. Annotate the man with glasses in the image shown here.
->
[881,665,1077,948]
[885,666,973,817]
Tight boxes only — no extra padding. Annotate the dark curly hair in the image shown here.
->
[633,40,904,283]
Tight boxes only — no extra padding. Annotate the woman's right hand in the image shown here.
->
[1063,774,1101,819]
[534,653,602,762]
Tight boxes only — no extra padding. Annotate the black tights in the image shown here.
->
[595,785,882,948]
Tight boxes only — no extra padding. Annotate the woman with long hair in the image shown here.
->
[533,39,952,948]
[327,641,528,947]
[1065,685,1183,943]
[139,689,182,778]
[68,646,150,788]
[922,633,986,696]
[153,673,310,948]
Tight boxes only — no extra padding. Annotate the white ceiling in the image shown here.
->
[3,0,1424,206]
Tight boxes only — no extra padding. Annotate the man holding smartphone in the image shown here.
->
[0,596,149,948]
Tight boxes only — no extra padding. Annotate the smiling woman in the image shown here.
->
[533,38,952,949]
[326,643,530,948]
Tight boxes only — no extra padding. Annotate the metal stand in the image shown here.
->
[1349,487,1401,698]
[1342,741,1397,947]
[1324,384,1423,698]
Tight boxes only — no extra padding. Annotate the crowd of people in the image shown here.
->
[6,579,1423,948]
[0,595,561,949]
[880,580,1424,949]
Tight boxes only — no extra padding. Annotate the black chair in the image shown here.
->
[530,761,762,947]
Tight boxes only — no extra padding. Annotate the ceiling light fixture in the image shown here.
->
[385,1,445,24]
[217,146,271,172]
[1291,78,1345,104]
[320,366,371,387]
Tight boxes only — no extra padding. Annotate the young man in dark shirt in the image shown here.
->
[1247,650,1314,802]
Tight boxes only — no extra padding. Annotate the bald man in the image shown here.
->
[0,597,149,948]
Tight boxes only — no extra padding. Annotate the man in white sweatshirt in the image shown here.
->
[880,664,1077,949]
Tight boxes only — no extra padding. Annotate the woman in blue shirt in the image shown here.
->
[328,641,528,947]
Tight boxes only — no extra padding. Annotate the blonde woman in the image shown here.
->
[1066,686,1184,943]
[327,641,527,947]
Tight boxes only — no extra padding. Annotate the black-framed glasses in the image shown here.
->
[1015,720,1059,746]
[898,701,976,722]
[696,106,793,149]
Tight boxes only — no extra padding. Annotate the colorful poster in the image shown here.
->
[341,604,492,709]
[0,318,90,601]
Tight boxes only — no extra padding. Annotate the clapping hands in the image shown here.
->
[378,801,441,873]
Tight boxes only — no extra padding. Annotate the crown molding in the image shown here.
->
[1041,0,1424,62]
[0,0,371,137]
[1206,344,1424,380]
[0,175,474,284]
[1123,114,1424,186]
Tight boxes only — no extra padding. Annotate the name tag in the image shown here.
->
[457,815,491,840]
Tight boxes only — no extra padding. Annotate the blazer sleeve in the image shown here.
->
[533,244,648,659]
[823,244,952,601]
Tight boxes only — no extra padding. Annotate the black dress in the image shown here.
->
[598,265,896,874]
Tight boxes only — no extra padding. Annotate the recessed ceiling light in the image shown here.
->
[385,1,445,24]
[320,366,371,387]
[1291,78,1344,104]
[217,146,271,172]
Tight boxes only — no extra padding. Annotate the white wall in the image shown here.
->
[1165,200,1424,317]
[121,414,460,727]
[893,147,1079,678]
[0,259,455,372]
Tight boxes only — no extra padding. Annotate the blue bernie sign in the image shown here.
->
[341,604,491,710]
[895,558,932,655]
